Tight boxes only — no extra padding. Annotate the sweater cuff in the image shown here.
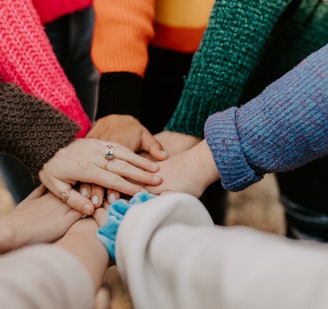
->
[96,72,143,120]
[204,108,262,191]
[0,83,79,180]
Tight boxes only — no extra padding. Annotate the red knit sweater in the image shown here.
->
[33,0,92,24]
[0,0,91,137]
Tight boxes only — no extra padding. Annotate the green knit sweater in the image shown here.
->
[165,0,328,137]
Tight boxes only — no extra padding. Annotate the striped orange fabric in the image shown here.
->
[91,0,214,76]
[151,22,207,52]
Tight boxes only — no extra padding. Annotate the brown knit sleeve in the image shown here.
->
[0,83,80,179]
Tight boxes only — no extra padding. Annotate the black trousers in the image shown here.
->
[277,157,328,241]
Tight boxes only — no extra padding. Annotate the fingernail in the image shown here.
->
[91,195,99,205]
[83,203,93,214]
[81,188,88,197]
[153,175,161,182]
[160,150,168,156]
[151,162,159,169]
[108,193,117,204]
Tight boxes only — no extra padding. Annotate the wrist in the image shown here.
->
[191,140,220,189]
[0,217,21,253]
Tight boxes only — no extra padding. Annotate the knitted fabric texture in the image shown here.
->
[0,0,91,137]
[165,0,328,137]
[0,83,79,180]
[93,0,213,120]
[32,0,92,24]
[205,44,328,191]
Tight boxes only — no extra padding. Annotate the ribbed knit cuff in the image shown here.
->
[205,43,328,191]
[0,83,79,180]
[96,72,143,120]
[165,0,290,138]
[205,108,262,192]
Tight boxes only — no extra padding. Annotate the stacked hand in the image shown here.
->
[0,185,81,253]
[39,138,162,215]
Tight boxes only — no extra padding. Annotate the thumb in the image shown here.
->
[141,131,168,161]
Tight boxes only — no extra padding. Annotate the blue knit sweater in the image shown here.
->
[205,43,328,192]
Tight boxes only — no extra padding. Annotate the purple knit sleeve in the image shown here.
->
[205,44,328,191]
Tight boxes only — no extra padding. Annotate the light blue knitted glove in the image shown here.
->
[97,192,156,262]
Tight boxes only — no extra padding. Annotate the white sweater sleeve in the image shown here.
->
[116,193,328,309]
[0,244,94,309]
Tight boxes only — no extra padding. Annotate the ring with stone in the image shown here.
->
[104,145,115,160]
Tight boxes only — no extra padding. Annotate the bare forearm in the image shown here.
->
[56,219,109,290]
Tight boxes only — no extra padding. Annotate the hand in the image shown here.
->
[0,185,81,253]
[87,114,168,161]
[145,140,220,197]
[39,138,162,215]
[154,131,201,156]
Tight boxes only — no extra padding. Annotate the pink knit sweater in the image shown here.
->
[0,0,91,137]
[33,0,92,24]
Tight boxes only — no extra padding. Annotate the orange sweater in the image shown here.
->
[92,0,214,120]
[92,0,214,76]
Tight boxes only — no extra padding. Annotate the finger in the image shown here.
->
[90,184,104,208]
[79,183,91,199]
[111,143,160,172]
[64,188,95,215]
[103,200,111,210]
[141,131,168,161]
[46,178,95,215]
[105,158,162,185]
[23,184,46,200]
[93,207,108,226]
[106,189,120,204]
[41,157,152,199]
[77,165,150,197]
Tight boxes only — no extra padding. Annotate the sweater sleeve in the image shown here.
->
[205,44,328,192]
[165,0,291,137]
[0,83,79,180]
[0,245,94,309]
[92,0,155,119]
[0,0,91,137]
[116,192,328,309]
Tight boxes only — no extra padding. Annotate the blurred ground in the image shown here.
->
[226,173,285,235]
[0,173,285,309]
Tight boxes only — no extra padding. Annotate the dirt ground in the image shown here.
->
[0,173,286,308]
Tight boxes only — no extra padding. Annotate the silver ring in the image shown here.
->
[104,145,115,160]
[60,188,72,203]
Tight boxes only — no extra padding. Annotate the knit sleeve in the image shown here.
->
[91,0,155,76]
[165,0,291,137]
[0,83,79,180]
[117,193,328,309]
[0,245,94,309]
[91,0,155,120]
[0,0,91,137]
[96,72,143,120]
[204,44,328,191]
